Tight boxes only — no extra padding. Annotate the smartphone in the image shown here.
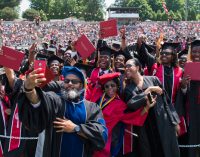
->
[147,92,153,104]
[34,60,47,75]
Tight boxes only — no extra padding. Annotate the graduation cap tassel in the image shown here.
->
[111,55,115,70]
[187,45,192,62]
[97,50,100,68]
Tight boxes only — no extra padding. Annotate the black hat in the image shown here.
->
[42,42,48,48]
[36,53,49,60]
[161,42,181,53]
[191,40,200,48]
[113,50,132,62]
[112,41,121,50]
[99,46,115,57]
[74,63,94,78]
[47,55,64,66]
[47,48,56,55]
[178,49,188,58]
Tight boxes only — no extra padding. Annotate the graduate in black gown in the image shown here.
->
[17,66,108,157]
[124,58,180,157]
[2,67,38,157]
[178,40,200,157]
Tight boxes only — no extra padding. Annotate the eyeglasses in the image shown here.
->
[104,83,116,89]
[64,79,81,84]
[160,51,173,56]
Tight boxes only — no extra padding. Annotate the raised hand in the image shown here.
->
[180,75,191,89]
[24,68,46,90]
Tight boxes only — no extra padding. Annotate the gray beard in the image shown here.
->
[60,88,80,102]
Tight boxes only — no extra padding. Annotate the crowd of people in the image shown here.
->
[0,18,200,157]
[0,19,200,48]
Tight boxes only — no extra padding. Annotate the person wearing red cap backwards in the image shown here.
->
[93,72,152,157]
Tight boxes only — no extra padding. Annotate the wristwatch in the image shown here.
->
[74,125,81,133]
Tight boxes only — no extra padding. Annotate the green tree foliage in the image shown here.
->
[30,0,52,13]
[22,8,40,20]
[26,0,200,21]
[128,0,154,20]
[0,7,18,20]
[30,0,105,21]
[39,10,47,21]
[113,0,198,21]
[113,0,129,7]
[147,0,163,12]
[82,0,105,21]
[0,0,21,9]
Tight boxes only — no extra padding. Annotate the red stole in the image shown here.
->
[0,141,3,157]
[93,96,147,156]
[8,104,22,152]
[144,63,183,104]
[123,125,133,154]
[89,68,100,85]
[86,68,103,102]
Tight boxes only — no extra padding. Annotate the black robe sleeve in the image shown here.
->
[138,43,156,70]
[80,100,107,150]
[124,85,147,111]
[153,77,180,125]
[42,81,62,93]
[18,88,63,133]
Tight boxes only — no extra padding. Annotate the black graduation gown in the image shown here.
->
[18,88,107,157]
[3,78,38,157]
[124,76,180,157]
[175,80,200,157]
[187,81,200,157]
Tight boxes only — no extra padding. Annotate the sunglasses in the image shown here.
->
[64,79,81,84]
[160,51,173,56]
[104,83,116,89]
[125,64,135,68]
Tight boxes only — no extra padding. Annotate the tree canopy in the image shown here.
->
[0,0,199,21]
[112,0,200,21]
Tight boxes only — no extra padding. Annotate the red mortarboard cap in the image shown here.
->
[75,34,96,59]
[100,19,118,38]
[98,72,120,85]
